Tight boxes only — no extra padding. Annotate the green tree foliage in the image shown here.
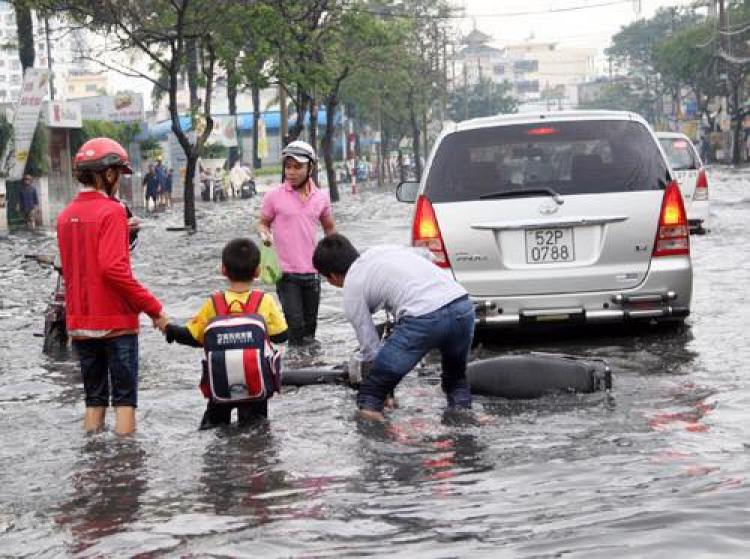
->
[447,77,518,121]
[655,21,719,126]
[578,81,656,120]
[25,122,48,176]
[43,0,242,229]
[606,7,701,121]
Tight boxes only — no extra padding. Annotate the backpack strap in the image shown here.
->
[211,292,230,316]
[244,290,265,314]
[211,290,264,316]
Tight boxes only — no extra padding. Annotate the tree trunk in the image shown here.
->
[409,91,422,181]
[252,84,261,169]
[288,90,309,143]
[14,3,34,71]
[227,64,239,167]
[322,94,339,202]
[183,38,200,230]
[731,80,743,165]
[309,97,319,185]
[184,153,197,230]
[279,84,288,146]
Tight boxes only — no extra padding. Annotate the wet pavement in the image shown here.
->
[1,169,750,557]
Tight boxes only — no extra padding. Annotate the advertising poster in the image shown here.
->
[6,68,49,180]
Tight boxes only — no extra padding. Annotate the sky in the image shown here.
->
[456,0,704,50]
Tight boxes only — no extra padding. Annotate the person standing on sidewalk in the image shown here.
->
[58,138,167,436]
[17,174,40,229]
[257,140,336,346]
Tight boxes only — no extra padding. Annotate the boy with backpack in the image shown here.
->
[162,238,288,429]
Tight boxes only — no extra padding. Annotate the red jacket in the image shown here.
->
[57,190,162,331]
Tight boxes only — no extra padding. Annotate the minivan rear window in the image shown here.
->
[658,137,699,170]
[425,120,669,203]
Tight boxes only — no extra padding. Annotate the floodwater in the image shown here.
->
[1,169,750,558]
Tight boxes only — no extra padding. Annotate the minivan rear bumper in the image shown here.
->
[471,256,692,327]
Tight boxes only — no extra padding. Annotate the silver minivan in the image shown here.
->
[397,111,692,328]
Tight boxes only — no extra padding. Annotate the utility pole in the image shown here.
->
[44,17,54,99]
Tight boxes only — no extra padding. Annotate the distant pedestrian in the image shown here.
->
[154,158,168,191]
[58,137,167,436]
[229,159,252,199]
[257,140,337,346]
[142,164,160,212]
[161,167,173,208]
[17,174,39,229]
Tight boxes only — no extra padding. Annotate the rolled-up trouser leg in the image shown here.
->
[439,297,475,409]
[357,319,428,412]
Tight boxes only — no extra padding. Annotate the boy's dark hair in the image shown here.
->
[222,238,260,282]
[313,233,360,277]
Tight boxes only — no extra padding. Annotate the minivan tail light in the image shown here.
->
[694,168,708,201]
[653,180,690,257]
[412,195,451,268]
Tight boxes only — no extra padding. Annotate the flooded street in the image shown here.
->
[2,168,750,557]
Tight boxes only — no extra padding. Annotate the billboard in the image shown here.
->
[77,92,144,123]
[6,68,49,180]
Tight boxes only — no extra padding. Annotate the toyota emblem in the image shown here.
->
[539,201,559,215]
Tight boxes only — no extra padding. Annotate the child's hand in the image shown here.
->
[153,313,169,332]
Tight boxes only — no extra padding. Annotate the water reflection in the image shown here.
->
[55,438,147,555]
[199,423,284,521]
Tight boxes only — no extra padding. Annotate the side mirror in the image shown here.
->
[396,181,420,203]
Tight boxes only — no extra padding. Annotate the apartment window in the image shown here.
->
[516,80,540,93]
[85,84,98,92]
[0,89,6,98]
[10,74,20,85]
[9,59,19,70]
[514,60,539,73]
[493,64,505,76]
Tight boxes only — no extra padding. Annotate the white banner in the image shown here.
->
[77,92,144,123]
[44,100,82,128]
[205,115,238,147]
[7,68,49,181]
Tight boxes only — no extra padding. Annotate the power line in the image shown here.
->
[457,0,632,19]
[349,0,634,20]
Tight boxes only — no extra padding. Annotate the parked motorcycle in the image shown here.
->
[239,179,256,199]
[25,254,68,354]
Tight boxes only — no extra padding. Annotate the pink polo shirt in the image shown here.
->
[261,180,332,273]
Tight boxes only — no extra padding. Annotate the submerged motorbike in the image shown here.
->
[26,254,68,354]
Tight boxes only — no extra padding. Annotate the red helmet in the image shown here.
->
[74,137,133,175]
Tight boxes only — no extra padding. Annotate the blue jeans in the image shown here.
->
[358,296,475,412]
[73,334,139,407]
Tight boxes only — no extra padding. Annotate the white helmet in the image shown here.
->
[282,140,316,164]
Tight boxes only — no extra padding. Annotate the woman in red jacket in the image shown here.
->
[57,138,168,436]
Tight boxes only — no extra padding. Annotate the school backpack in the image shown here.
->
[200,290,282,403]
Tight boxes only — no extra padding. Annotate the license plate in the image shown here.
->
[525,228,575,264]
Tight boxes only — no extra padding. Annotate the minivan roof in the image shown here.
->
[449,110,644,134]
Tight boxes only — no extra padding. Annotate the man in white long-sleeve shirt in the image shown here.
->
[313,233,475,421]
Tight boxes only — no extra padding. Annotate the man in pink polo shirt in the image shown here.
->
[257,140,337,346]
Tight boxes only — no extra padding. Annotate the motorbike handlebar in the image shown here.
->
[24,254,62,272]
